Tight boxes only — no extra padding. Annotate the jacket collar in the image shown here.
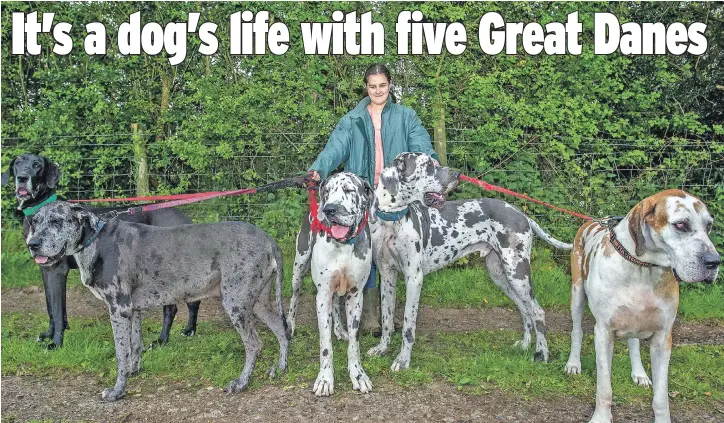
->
[349,96,392,119]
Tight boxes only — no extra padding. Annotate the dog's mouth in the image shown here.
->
[424,191,446,208]
[16,185,32,200]
[673,268,718,285]
[30,252,62,266]
[329,223,352,241]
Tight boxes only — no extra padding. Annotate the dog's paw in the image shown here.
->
[334,327,349,342]
[287,319,296,338]
[312,371,334,397]
[565,360,582,375]
[101,388,124,401]
[390,353,410,372]
[181,328,195,337]
[224,378,248,394]
[631,373,652,387]
[366,342,388,357]
[45,342,61,351]
[349,366,373,393]
[534,349,549,362]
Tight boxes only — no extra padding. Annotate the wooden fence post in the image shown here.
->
[132,123,149,196]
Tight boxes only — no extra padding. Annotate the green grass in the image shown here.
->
[2,312,723,406]
[3,228,723,320]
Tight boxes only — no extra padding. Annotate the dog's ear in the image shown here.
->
[363,180,378,223]
[628,197,657,257]
[44,158,61,189]
[395,157,406,175]
[69,204,94,247]
[316,178,328,223]
[1,157,17,186]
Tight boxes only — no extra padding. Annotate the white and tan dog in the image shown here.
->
[565,189,720,423]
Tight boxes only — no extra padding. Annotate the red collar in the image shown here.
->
[308,189,368,244]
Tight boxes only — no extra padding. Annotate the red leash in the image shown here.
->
[460,174,592,221]
[69,191,233,203]
[308,188,368,241]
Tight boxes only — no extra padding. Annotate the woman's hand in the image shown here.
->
[306,170,321,186]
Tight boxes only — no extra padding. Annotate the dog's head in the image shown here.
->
[376,152,459,212]
[316,172,375,242]
[627,189,719,283]
[2,154,61,205]
[26,201,97,266]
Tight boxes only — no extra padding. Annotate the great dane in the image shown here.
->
[287,172,376,396]
[368,153,573,371]
[2,153,200,348]
[26,200,290,401]
[565,189,719,423]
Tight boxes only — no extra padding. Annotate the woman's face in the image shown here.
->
[366,73,390,106]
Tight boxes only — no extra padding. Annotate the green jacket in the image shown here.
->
[311,97,439,184]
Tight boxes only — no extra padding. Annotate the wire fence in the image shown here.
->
[2,130,723,248]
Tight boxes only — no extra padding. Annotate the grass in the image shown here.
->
[3,226,724,319]
[2,312,723,406]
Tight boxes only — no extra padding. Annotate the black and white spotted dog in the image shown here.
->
[26,201,290,401]
[2,154,200,349]
[287,172,376,396]
[367,153,573,371]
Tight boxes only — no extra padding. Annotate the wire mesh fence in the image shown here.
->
[2,130,722,248]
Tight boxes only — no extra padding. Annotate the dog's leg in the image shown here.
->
[223,289,263,393]
[102,310,133,401]
[253,282,289,377]
[367,267,398,357]
[130,309,143,375]
[391,268,423,372]
[589,322,614,423]
[485,251,550,360]
[345,286,373,393]
[153,304,177,348]
[313,285,335,396]
[565,281,586,374]
[333,294,349,341]
[628,338,652,387]
[287,230,313,337]
[182,300,201,336]
[43,263,70,349]
[38,267,55,342]
[650,330,673,423]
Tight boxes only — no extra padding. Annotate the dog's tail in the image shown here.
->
[527,218,573,250]
[272,243,292,340]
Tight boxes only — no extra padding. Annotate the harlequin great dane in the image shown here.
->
[565,189,719,423]
[2,154,200,348]
[26,201,290,401]
[367,153,573,371]
[287,172,376,396]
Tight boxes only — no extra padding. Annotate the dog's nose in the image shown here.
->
[323,204,340,217]
[16,174,29,183]
[702,252,721,270]
[452,171,462,179]
[27,238,41,251]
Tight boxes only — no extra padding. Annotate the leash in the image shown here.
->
[460,174,593,221]
[307,187,368,244]
[69,174,311,218]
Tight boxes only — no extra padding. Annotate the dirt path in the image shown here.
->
[3,374,724,423]
[3,286,724,346]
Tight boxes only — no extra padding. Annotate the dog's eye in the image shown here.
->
[32,162,41,169]
[343,187,354,193]
[673,222,689,232]
[706,222,713,233]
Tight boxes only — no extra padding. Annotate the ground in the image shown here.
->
[2,286,724,422]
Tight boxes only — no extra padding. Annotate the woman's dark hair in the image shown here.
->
[363,64,391,85]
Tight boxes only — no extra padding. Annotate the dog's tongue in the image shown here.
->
[34,256,48,264]
[331,224,349,240]
[18,188,28,195]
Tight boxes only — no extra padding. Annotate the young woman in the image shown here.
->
[308,63,439,333]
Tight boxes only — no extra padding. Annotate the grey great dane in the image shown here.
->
[565,190,719,423]
[368,153,573,371]
[2,153,200,348]
[287,172,375,396]
[26,201,290,401]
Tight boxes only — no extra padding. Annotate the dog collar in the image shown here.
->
[21,194,58,216]
[71,220,106,255]
[375,207,408,222]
